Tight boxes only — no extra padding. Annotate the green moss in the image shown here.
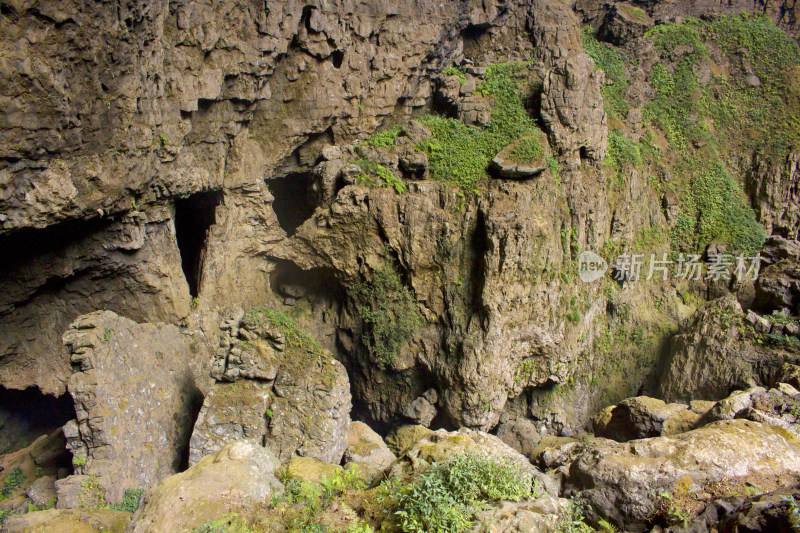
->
[366,125,402,148]
[442,66,466,84]
[671,162,765,254]
[582,27,630,118]
[354,157,407,193]
[416,61,543,191]
[244,308,323,355]
[351,265,422,369]
[108,488,145,513]
[509,134,544,165]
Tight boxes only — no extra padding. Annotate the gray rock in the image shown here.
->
[343,421,396,480]
[593,396,688,442]
[27,475,57,507]
[62,311,202,503]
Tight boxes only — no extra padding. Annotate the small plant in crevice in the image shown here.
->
[366,125,403,148]
[354,157,407,194]
[351,264,422,369]
[108,488,146,513]
[442,66,467,83]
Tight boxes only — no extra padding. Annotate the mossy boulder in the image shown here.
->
[592,396,689,441]
[567,420,800,530]
[281,456,342,484]
[3,509,131,533]
[384,425,432,456]
[343,422,396,480]
[127,441,282,533]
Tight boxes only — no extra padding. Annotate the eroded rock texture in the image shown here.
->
[61,311,202,503]
[189,308,351,465]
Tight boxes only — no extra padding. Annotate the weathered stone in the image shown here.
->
[567,420,800,531]
[26,475,57,507]
[659,295,797,403]
[592,396,688,441]
[469,495,569,533]
[385,425,432,456]
[3,509,131,533]
[491,134,550,180]
[496,415,543,458]
[343,422,396,480]
[282,456,343,484]
[598,3,654,45]
[128,441,282,533]
[54,476,89,510]
[190,308,351,465]
[61,311,201,504]
[402,389,439,427]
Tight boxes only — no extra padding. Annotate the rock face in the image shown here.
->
[658,295,798,403]
[567,420,800,530]
[189,308,351,465]
[61,311,202,503]
[128,440,282,533]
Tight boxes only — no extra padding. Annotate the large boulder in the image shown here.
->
[61,311,202,503]
[127,440,282,533]
[592,396,689,442]
[343,421,396,480]
[658,295,797,403]
[567,420,800,531]
[3,509,131,533]
[189,307,351,465]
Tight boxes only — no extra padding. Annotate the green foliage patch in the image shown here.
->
[366,125,402,148]
[244,308,323,355]
[671,162,765,253]
[0,467,24,500]
[442,66,467,84]
[109,488,145,513]
[390,452,535,533]
[582,27,630,118]
[509,134,545,165]
[351,264,422,369]
[416,61,543,190]
[355,157,407,194]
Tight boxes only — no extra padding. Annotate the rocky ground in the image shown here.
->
[2,0,800,531]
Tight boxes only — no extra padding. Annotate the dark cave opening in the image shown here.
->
[269,258,345,304]
[174,190,222,298]
[0,386,76,456]
[331,50,344,69]
[267,172,321,237]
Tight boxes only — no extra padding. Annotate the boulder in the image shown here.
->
[3,509,131,533]
[592,396,689,441]
[384,425,432,456]
[127,441,282,533]
[598,3,654,45]
[62,311,202,503]
[658,295,797,403]
[491,134,549,180]
[496,414,543,458]
[190,307,351,465]
[567,420,800,531]
[26,475,57,507]
[386,428,537,483]
[343,422,396,480]
[469,495,569,533]
[401,389,439,427]
[281,456,343,484]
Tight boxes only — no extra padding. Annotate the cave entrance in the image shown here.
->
[267,172,320,237]
[0,386,76,455]
[174,190,222,298]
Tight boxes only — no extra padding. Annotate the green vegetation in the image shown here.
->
[354,157,407,194]
[417,61,544,190]
[244,308,323,355]
[366,125,402,148]
[351,264,422,369]
[109,488,145,513]
[442,66,467,84]
[671,162,765,254]
[389,452,535,533]
[555,500,596,532]
[582,27,630,119]
[509,134,544,165]
[0,467,24,500]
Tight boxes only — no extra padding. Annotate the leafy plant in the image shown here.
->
[0,467,24,500]
[416,61,543,190]
[109,488,145,513]
[367,125,403,148]
[442,66,466,84]
[509,134,544,165]
[351,264,422,369]
[581,27,630,118]
[390,452,535,533]
[355,158,407,194]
